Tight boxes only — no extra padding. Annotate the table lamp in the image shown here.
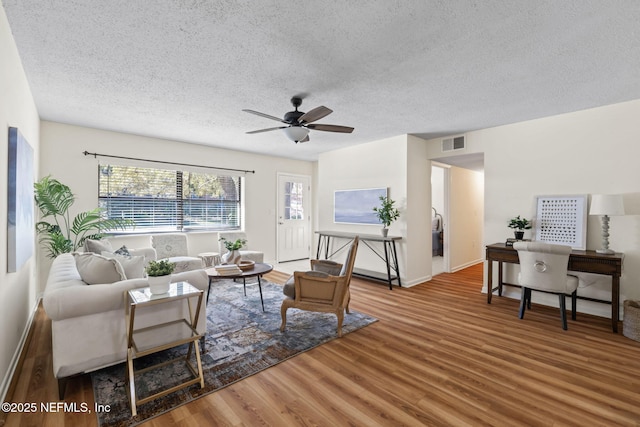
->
[589,194,625,254]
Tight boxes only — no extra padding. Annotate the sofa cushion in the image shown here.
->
[83,238,114,254]
[102,252,145,279]
[73,252,126,285]
[168,256,204,274]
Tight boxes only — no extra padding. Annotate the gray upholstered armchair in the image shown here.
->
[280,236,359,337]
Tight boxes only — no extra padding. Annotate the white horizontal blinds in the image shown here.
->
[98,164,241,232]
[181,171,241,230]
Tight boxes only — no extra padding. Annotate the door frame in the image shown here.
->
[431,162,451,274]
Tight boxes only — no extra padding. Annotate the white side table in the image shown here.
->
[125,282,204,416]
[198,252,220,267]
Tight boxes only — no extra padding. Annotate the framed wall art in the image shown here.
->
[534,194,587,250]
[8,127,35,272]
[334,187,387,224]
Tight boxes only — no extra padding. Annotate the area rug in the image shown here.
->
[91,278,377,427]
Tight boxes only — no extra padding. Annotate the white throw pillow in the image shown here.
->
[73,252,126,285]
[101,252,145,279]
[83,238,114,254]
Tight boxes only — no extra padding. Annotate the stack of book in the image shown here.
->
[505,238,531,247]
[214,264,242,275]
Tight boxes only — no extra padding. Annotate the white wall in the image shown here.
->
[425,99,640,317]
[38,121,314,289]
[0,6,40,401]
[317,134,431,286]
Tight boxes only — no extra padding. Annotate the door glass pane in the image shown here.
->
[284,181,304,220]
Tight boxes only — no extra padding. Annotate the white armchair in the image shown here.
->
[151,233,204,273]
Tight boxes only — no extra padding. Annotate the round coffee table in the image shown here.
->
[205,263,273,311]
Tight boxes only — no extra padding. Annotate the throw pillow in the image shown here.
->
[83,238,114,254]
[101,252,145,279]
[311,260,342,275]
[73,252,126,285]
[114,245,131,257]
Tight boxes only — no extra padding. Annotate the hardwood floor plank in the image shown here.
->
[4,263,640,427]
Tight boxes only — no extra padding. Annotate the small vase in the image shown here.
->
[222,249,242,265]
[381,228,389,237]
[514,231,525,240]
[148,275,171,294]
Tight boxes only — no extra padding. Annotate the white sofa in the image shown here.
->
[42,252,209,399]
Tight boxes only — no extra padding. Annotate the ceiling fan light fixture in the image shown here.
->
[283,126,309,143]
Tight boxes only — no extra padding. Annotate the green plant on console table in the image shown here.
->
[145,260,175,277]
[34,176,133,258]
[508,215,532,230]
[373,196,400,228]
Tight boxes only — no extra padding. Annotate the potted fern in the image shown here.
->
[373,196,400,237]
[145,260,175,294]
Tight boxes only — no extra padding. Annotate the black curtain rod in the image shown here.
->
[82,151,255,174]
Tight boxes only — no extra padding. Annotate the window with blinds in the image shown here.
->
[98,164,242,232]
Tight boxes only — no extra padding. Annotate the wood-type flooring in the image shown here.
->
[3,263,640,426]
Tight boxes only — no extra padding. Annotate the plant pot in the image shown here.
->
[222,249,242,265]
[381,228,389,237]
[514,231,525,240]
[148,275,171,294]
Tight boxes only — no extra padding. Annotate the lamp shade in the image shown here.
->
[589,194,625,216]
[283,126,309,142]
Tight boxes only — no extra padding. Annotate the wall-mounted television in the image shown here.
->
[334,188,387,224]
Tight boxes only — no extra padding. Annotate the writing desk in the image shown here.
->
[486,243,623,332]
[316,231,402,289]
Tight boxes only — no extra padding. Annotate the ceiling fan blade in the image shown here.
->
[246,126,286,134]
[298,106,332,124]
[306,124,354,133]
[242,109,286,123]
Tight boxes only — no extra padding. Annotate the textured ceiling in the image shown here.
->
[3,1,640,162]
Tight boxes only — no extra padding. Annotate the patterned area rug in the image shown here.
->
[91,278,377,427]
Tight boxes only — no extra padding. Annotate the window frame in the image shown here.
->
[98,163,243,233]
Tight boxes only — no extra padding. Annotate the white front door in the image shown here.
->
[277,173,311,262]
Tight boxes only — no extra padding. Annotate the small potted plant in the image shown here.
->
[145,259,175,294]
[508,215,532,240]
[373,196,400,237]
[219,237,247,264]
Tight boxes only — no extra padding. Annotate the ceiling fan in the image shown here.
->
[243,96,354,143]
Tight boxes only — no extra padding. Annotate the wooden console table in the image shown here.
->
[486,243,623,332]
[316,231,401,290]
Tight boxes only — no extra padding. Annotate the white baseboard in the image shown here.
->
[0,298,40,403]
[450,258,483,273]
[402,275,432,287]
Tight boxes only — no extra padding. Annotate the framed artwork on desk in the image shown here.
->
[534,194,587,250]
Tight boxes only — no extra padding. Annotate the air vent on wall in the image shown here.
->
[442,135,466,152]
